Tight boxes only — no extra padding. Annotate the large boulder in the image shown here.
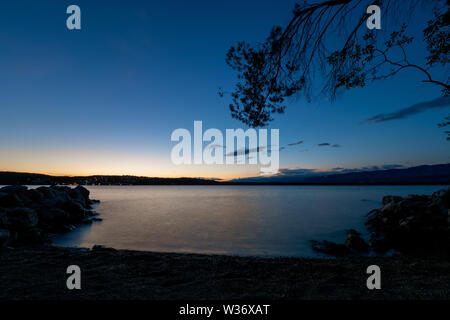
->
[345,229,369,253]
[4,208,38,230]
[311,229,370,257]
[75,186,90,200]
[36,186,59,200]
[366,188,450,256]
[0,192,24,208]
[62,200,88,221]
[68,186,90,207]
[312,188,450,257]
[38,208,69,225]
[0,185,100,246]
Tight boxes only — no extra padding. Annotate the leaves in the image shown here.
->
[221,0,449,129]
[438,114,450,140]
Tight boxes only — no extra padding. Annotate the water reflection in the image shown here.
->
[53,185,445,257]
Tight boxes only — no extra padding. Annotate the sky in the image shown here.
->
[0,0,449,179]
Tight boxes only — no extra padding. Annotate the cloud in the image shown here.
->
[362,96,450,124]
[225,146,263,157]
[275,168,321,176]
[331,144,341,148]
[206,143,223,150]
[317,143,331,146]
[379,164,405,170]
[287,140,304,146]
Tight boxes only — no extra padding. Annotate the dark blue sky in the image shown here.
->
[0,0,448,178]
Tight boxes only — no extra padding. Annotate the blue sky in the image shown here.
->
[0,0,448,178]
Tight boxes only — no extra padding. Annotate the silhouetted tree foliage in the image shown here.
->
[439,115,450,140]
[222,0,449,128]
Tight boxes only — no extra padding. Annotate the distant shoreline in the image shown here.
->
[1,163,450,185]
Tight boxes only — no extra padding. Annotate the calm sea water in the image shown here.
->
[52,185,446,257]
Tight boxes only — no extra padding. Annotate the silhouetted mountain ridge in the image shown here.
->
[231,164,450,185]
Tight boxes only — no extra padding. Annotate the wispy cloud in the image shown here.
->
[287,140,304,146]
[317,143,330,146]
[276,168,321,176]
[362,96,450,124]
[225,146,264,157]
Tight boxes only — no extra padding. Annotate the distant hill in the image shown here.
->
[1,163,450,185]
[230,164,450,185]
[0,172,219,186]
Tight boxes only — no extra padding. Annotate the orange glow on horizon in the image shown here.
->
[0,147,263,181]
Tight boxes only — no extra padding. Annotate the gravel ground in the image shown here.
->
[1,245,449,300]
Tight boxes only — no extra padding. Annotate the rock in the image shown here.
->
[0,185,28,193]
[0,209,8,227]
[17,227,47,244]
[4,208,38,230]
[81,218,93,225]
[54,224,76,233]
[366,188,450,257]
[311,240,352,257]
[368,233,390,253]
[36,186,59,200]
[0,185,101,246]
[74,186,90,200]
[313,188,450,257]
[345,229,369,253]
[82,217,102,224]
[39,208,69,225]
[68,186,89,207]
[91,245,116,252]
[0,229,11,247]
[382,195,403,205]
[62,200,87,221]
[26,189,44,203]
[0,192,24,208]
[398,216,414,231]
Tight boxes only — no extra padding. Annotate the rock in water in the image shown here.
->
[311,188,450,257]
[0,185,100,246]
[366,188,450,257]
[345,229,369,253]
[382,195,402,205]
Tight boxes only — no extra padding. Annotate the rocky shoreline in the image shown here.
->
[312,188,450,258]
[0,185,100,247]
[1,185,450,299]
